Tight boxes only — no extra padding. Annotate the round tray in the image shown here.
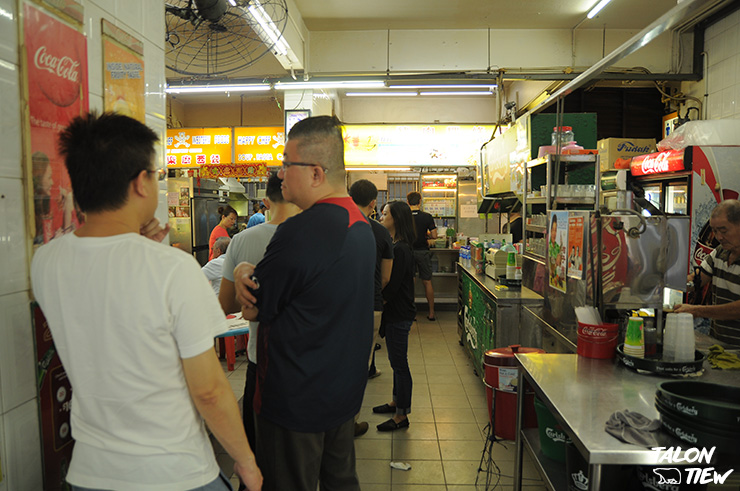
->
[497,275,522,288]
[616,344,705,376]
[656,381,740,429]
[655,397,739,434]
[658,407,740,455]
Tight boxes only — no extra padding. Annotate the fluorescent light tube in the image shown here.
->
[345,92,418,97]
[165,84,271,94]
[387,84,497,90]
[275,81,385,90]
[228,0,236,6]
[420,91,493,96]
[244,0,289,56]
[587,0,612,19]
[346,167,413,171]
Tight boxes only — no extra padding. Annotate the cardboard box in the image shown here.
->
[598,138,656,171]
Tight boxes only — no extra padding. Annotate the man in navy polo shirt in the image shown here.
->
[234,116,374,490]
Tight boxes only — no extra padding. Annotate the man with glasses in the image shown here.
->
[31,113,262,491]
[233,116,374,491]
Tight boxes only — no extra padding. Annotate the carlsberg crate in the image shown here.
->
[598,138,656,171]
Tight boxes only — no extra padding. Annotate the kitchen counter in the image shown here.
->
[458,261,543,304]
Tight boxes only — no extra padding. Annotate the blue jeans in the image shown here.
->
[70,470,233,491]
[385,320,413,415]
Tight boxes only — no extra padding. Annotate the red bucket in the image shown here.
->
[484,345,544,440]
[577,322,619,359]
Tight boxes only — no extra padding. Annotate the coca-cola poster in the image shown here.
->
[24,3,88,247]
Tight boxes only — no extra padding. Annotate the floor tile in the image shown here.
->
[439,440,489,461]
[392,439,441,460]
[356,458,392,484]
[436,422,484,441]
[390,421,438,440]
[354,437,392,460]
[431,394,473,409]
[429,383,468,396]
[433,406,477,423]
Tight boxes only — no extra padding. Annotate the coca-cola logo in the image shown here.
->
[34,46,80,83]
[693,243,713,266]
[581,326,608,337]
[631,150,685,176]
[616,141,652,153]
[640,153,670,174]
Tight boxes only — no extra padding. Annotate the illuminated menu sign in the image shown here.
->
[343,124,495,167]
[630,149,689,177]
[166,127,232,167]
[233,127,285,166]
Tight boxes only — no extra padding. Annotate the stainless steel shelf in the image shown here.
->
[527,197,547,204]
[552,197,595,205]
[432,272,457,277]
[521,428,567,491]
[526,225,546,233]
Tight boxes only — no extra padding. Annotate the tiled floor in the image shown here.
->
[216,310,547,490]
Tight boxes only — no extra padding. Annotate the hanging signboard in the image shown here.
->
[24,3,89,247]
[166,127,232,167]
[102,20,145,122]
[200,163,269,179]
[344,124,495,168]
[630,149,689,177]
[233,126,285,166]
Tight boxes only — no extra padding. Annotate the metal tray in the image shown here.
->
[656,381,740,429]
[616,344,705,376]
[658,407,740,455]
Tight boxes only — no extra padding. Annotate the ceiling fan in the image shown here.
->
[165,0,289,77]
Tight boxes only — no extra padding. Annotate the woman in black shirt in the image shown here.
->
[373,200,417,431]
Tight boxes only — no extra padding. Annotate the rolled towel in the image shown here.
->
[605,410,662,447]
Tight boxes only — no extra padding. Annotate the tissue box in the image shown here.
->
[598,138,656,171]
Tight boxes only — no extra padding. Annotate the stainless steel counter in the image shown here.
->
[512,353,740,490]
[458,261,543,304]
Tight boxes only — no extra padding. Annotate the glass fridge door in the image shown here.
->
[666,183,689,214]
[643,185,662,211]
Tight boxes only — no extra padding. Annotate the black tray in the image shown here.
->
[656,381,740,429]
[655,397,739,434]
[658,408,740,455]
[616,344,705,376]
[497,275,522,288]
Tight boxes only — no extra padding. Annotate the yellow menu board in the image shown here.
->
[233,127,285,166]
[166,127,232,167]
[343,124,495,167]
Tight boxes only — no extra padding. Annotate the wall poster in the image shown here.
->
[567,212,588,280]
[166,127,232,167]
[548,211,568,292]
[102,19,145,122]
[24,3,89,248]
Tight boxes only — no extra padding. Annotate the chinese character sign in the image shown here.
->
[165,127,232,167]
[234,127,285,165]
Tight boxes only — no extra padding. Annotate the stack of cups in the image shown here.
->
[624,316,645,358]
[662,313,678,361]
[674,313,696,363]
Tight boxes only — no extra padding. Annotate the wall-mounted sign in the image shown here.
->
[102,20,145,122]
[343,124,495,168]
[285,109,310,136]
[200,163,269,179]
[630,149,689,177]
[233,127,285,166]
[166,127,232,167]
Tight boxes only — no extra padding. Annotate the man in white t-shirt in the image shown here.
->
[219,172,300,485]
[202,236,231,295]
[31,113,262,491]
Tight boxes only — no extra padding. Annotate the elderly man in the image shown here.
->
[31,113,261,491]
[676,199,740,347]
[234,116,374,490]
[202,236,230,295]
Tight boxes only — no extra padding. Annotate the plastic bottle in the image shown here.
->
[501,240,518,280]
[551,126,575,147]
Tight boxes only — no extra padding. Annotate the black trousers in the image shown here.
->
[255,415,359,491]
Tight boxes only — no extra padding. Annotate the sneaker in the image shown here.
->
[368,369,382,379]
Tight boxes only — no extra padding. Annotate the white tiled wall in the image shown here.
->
[704,9,740,119]
[0,0,166,488]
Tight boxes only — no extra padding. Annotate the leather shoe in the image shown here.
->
[354,421,369,437]
[372,403,396,414]
[377,418,409,432]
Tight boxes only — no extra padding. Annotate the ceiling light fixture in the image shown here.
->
[345,92,418,97]
[387,83,497,90]
[587,0,613,19]
[346,167,413,172]
[274,80,385,90]
[165,84,271,94]
[420,91,494,96]
[228,0,236,6]
[243,0,289,56]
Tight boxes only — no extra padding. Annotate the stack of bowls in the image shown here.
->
[655,381,740,454]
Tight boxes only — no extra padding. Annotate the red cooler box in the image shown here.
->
[484,345,544,441]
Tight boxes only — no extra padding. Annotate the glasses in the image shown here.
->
[281,161,328,173]
[131,168,167,181]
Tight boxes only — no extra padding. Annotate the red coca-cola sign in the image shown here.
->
[630,149,688,177]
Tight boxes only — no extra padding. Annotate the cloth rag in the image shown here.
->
[605,410,662,447]
[707,344,740,370]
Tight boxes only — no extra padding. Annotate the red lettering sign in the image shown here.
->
[630,149,686,176]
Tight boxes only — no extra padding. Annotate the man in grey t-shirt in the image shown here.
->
[219,172,300,480]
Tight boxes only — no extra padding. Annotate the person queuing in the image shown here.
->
[31,112,262,491]
[233,116,374,490]
[349,178,394,437]
[202,236,230,295]
[373,200,417,431]
[407,191,438,320]
[210,205,238,261]
[676,199,740,347]
[218,171,301,488]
